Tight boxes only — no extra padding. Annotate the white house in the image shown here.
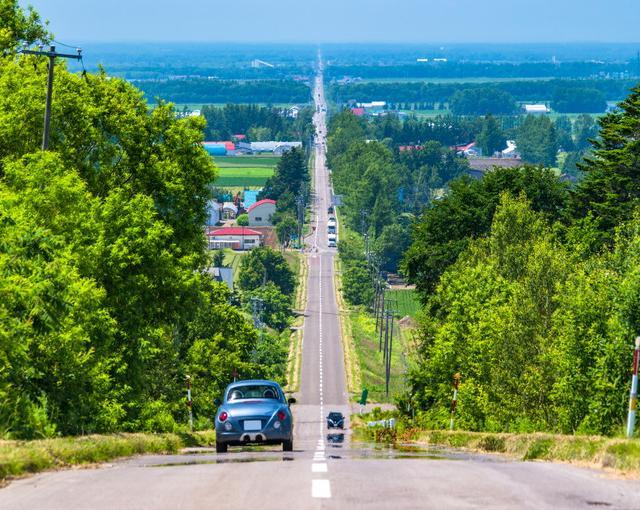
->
[222,201,238,220]
[207,227,263,250]
[247,199,276,227]
[523,104,550,115]
[502,140,519,158]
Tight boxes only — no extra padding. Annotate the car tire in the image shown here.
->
[282,439,293,452]
[216,441,227,453]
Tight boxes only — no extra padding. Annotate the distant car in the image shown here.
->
[328,234,337,248]
[326,411,345,429]
[214,379,296,453]
[328,206,334,214]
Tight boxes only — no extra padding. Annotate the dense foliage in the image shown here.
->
[138,78,310,105]
[201,104,313,142]
[449,87,517,116]
[402,84,640,435]
[329,79,637,111]
[0,3,288,438]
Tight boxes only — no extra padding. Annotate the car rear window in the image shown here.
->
[227,385,280,401]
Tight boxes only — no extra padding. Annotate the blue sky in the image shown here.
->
[23,0,640,43]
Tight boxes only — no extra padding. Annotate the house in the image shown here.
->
[222,201,238,220]
[351,107,365,117]
[452,142,481,156]
[206,200,221,226]
[523,104,550,115]
[247,199,276,226]
[205,267,234,290]
[207,227,263,250]
[287,106,300,118]
[501,140,519,158]
[246,141,302,154]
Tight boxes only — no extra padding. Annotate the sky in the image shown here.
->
[22,0,640,44]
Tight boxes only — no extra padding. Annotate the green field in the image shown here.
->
[386,289,421,318]
[213,155,278,187]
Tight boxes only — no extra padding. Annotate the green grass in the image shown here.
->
[353,421,640,475]
[350,310,407,403]
[216,167,274,187]
[213,155,278,188]
[386,289,421,318]
[0,431,216,481]
[223,249,247,284]
[214,155,281,167]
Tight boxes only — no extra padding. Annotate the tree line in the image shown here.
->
[401,84,640,435]
[0,1,289,438]
[201,104,313,142]
[329,79,637,112]
[137,78,311,105]
[325,61,636,81]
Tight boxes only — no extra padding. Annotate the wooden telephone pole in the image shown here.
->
[20,45,82,150]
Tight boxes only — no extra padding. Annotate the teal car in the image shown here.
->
[214,380,296,453]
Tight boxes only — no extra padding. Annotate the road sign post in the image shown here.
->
[186,375,193,432]
[627,336,640,437]
[359,388,368,414]
[450,373,461,431]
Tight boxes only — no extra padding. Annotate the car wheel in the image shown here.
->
[216,441,227,453]
[282,439,293,452]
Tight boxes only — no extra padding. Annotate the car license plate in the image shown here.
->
[244,420,262,431]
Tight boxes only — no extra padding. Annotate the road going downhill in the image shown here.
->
[2,56,640,510]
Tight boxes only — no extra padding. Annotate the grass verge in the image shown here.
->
[334,255,361,396]
[353,419,640,475]
[285,250,308,393]
[0,430,216,482]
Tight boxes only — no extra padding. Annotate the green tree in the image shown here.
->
[476,115,506,156]
[238,247,296,296]
[516,115,559,167]
[402,167,568,301]
[275,213,298,247]
[236,213,249,226]
[570,85,640,234]
[245,283,293,331]
[0,0,50,52]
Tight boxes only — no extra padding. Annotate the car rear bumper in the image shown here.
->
[216,430,292,445]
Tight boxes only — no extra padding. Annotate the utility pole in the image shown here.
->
[20,45,82,150]
[250,297,264,329]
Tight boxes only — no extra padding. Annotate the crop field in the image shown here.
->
[386,288,421,318]
[213,155,278,187]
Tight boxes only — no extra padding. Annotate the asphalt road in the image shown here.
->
[2,55,640,510]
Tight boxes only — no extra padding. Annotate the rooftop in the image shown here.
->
[247,198,276,212]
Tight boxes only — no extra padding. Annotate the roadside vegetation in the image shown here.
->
[0,2,297,440]
[0,431,216,481]
[353,410,640,475]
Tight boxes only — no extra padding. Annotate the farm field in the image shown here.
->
[386,288,421,318]
[213,155,278,187]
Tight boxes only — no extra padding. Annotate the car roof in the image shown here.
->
[225,379,281,390]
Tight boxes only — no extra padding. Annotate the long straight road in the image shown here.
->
[2,57,640,510]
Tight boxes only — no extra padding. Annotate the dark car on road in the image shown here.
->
[214,379,296,453]
[328,205,334,214]
[326,411,345,429]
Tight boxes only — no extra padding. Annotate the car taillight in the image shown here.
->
[277,410,286,421]
[219,411,228,422]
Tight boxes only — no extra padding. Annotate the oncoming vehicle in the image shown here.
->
[326,411,345,429]
[214,380,296,453]
[328,233,337,248]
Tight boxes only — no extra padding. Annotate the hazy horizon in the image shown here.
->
[22,0,640,45]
